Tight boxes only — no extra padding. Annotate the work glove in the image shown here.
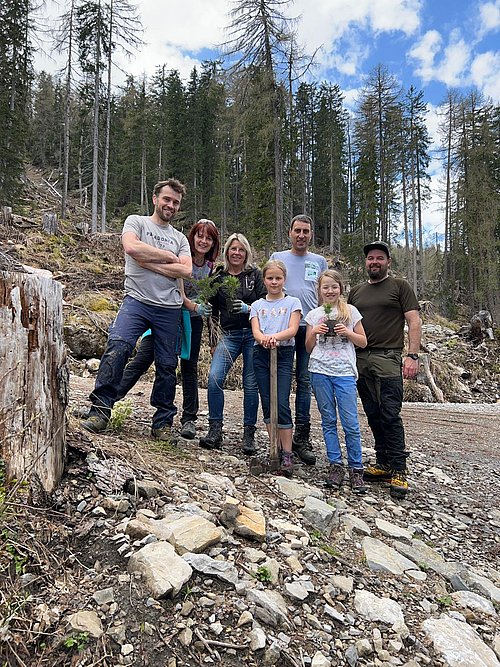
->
[231,299,250,314]
[196,302,212,317]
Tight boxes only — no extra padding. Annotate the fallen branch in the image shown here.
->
[421,353,445,403]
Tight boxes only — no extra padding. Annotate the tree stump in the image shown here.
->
[0,206,12,225]
[0,270,68,498]
[42,212,58,235]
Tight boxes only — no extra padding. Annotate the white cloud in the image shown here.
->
[409,30,470,88]
[296,0,421,76]
[470,50,500,101]
[437,32,470,86]
[408,30,442,81]
[478,0,500,37]
[425,103,442,150]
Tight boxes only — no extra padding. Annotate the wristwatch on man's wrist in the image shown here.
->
[406,353,419,360]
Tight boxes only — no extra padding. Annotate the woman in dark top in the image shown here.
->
[199,233,266,454]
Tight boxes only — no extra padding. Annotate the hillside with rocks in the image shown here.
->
[1,377,499,667]
[1,169,499,666]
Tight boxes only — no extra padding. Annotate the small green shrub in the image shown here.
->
[254,565,272,583]
[109,400,133,432]
[63,632,89,651]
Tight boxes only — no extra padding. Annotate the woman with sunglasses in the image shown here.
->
[199,233,266,454]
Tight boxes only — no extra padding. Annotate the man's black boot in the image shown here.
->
[292,422,316,465]
[242,425,257,455]
[199,421,223,449]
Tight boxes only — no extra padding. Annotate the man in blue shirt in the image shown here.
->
[271,215,328,464]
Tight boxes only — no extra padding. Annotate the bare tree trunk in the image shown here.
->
[101,0,114,233]
[61,0,75,220]
[91,0,102,233]
[0,271,68,498]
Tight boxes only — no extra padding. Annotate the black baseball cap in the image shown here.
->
[363,241,391,258]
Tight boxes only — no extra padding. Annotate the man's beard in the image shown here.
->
[368,265,388,280]
[156,204,173,222]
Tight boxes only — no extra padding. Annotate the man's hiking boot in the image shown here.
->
[180,421,197,440]
[349,467,367,494]
[151,424,178,446]
[363,462,392,481]
[199,421,223,450]
[325,463,345,489]
[292,423,316,465]
[242,425,257,455]
[81,413,109,434]
[390,469,409,498]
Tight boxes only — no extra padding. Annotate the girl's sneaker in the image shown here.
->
[280,451,294,473]
[325,463,345,489]
[349,467,367,494]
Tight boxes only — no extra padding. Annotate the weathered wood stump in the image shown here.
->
[0,271,68,498]
[0,206,12,225]
[42,212,58,235]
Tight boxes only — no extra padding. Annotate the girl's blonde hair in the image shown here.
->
[262,259,287,280]
[222,233,254,271]
[318,269,351,323]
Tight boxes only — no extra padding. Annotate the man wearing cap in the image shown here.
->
[348,241,421,497]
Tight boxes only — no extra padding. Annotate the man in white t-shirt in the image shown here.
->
[81,179,192,444]
[271,215,328,464]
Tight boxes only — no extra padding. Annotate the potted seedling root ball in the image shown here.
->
[323,302,338,337]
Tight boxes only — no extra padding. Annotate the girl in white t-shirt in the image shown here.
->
[250,260,302,472]
[305,270,367,493]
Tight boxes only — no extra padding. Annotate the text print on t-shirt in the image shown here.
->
[145,230,176,249]
[304,261,320,282]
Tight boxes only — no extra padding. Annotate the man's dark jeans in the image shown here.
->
[356,348,409,471]
[89,295,181,429]
[293,325,311,426]
[116,315,204,424]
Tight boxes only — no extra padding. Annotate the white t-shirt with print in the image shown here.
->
[305,304,363,377]
[250,295,302,347]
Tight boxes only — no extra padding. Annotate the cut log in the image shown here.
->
[0,270,68,498]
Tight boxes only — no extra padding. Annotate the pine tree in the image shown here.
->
[0,0,32,203]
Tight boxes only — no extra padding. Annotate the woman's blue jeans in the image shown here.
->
[253,345,294,428]
[207,329,259,425]
[311,372,363,468]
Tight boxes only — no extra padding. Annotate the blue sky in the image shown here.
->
[36,0,500,238]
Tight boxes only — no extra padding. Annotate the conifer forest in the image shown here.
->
[1,0,499,318]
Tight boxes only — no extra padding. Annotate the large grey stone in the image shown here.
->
[274,478,324,502]
[393,538,445,570]
[128,542,192,598]
[341,514,371,535]
[166,515,222,555]
[362,537,419,575]
[354,590,405,626]
[301,496,338,535]
[67,610,103,638]
[375,518,413,541]
[462,570,500,605]
[246,588,289,628]
[422,614,500,667]
[451,590,497,616]
[182,552,239,586]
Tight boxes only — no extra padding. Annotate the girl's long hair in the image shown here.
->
[318,269,351,323]
[187,219,220,263]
